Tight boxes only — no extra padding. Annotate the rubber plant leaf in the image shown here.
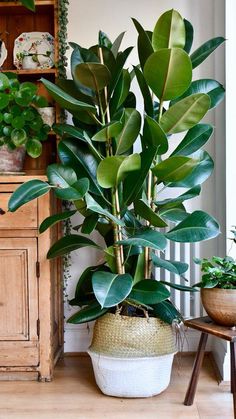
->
[92,271,133,308]
[8,180,51,212]
[47,234,101,259]
[152,9,185,50]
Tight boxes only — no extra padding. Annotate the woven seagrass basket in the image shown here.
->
[88,313,176,397]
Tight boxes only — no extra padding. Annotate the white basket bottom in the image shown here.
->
[88,350,175,398]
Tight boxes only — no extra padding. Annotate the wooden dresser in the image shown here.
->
[0,175,63,381]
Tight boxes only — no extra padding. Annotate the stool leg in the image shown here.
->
[184,332,208,406]
[230,342,236,418]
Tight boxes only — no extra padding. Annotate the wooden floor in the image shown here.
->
[0,354,233,419]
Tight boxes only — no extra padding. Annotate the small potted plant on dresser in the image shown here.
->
[194,256,236,326]
[8,9,225,397]
[0,72,50,172]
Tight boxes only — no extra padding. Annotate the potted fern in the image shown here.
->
[8,9,225,397]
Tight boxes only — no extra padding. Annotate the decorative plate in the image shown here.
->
[13,32,55,70]
[0,40,7,67]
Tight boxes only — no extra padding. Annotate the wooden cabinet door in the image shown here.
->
[0,238,39,366]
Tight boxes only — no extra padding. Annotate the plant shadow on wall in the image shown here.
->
[8,9,225,397]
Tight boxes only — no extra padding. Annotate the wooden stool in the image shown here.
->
[184,316,236,418]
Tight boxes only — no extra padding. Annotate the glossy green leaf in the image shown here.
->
[159,205,189,223]
[152,253,188,275]
[116,108,141,155]
[21,0,35,11]
[132,18,154,69]
[109,47,133,98]
[98,30,112,48]
[74,62,111,92]
[133,66,153,117]
[104,246,117,273]
[184,19,194,53]
[92,271,133,308]
[152,156,197,183]
[97,154,141,188]
[0,73,10,91]
[0,93,9,110]
[8,180,51,212]
[70,45,97,97]
[85,194,125,227]
[190,37,225,69]
[152,301,182,324]
[67,302,108,324]
[81,213,99,234]
[155,185,201,206]
[160,94,211,134]
[47,234,100,259]
[41,78,96,114]
[118,228,167,251]
[110,69,131,114]
[133,252,145,285]
[53,123,85,141]
[166,210,220,243]
[55,178,89,201]
[171,79,225,109]
[111,32,125,58]
[26,139,42,158]
[73,264,107,306]
[123,147,156,205]
[47,164,77,188]
[92,121,122,142]
[144,49,192,101]
[169,150,213,188]
[161,281,197,292]
[39,210,77,234]
[129,280,170,305]
[58,139,103,197]
[134,199,167,227]
[171,124,213,156]
[152,9,185,50]
[143,115,168,154]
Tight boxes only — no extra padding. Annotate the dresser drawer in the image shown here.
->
[0,192,38,229]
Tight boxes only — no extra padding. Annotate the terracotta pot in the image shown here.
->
[201,288,236,326]
[0,145,26,172]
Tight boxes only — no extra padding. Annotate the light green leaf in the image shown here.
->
[39,210,77,234]
[152,156,197,183]
[129,280,170,305]
[134,199,167,227]
[92,121,123,142]
[74,62,111,92]
[152,9,185,50]
[47,234,100,259]
[133,253,145,285]
[190,37,225,69]
[171,124,213,156]
[143,115,168,154]
[160,93,211,134]
[144,48,192,101]
[97,154,141,188]
[166,210,220,242]
[132,18,154,69]
[92,271,133,308]
[118,228,167,251]
[116,108,141,155]
[85,194,125,227]
[8,180,51,212]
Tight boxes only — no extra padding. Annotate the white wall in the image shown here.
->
[64,0,226,353]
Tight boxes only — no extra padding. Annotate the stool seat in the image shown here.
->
[184,316,236,418]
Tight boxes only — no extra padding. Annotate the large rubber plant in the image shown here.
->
[8,9,225,325]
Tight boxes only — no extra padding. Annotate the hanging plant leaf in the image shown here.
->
[165,210,220,243]
[152,253,188,275]
[171,124,213,156]
[152,9,185,50]
[97,154,141,188]
[8,180,51,212]
[67,301,108,324]
[92,271,133,308]
[39,210,77,234]
[143,115,168,154]
[152,156,197,183]
[184,19,194,53]
[160,93,210,134]
[74,62,111,92]
[116,108,141,155]
[129,280,170,305]
[134,199,167,227]
[132,18,154,69]
[47,234,101,259]
[133,66,154,117]
[144,49,192,101]
[190,37,225,69]
[118,228,167,251]
[171,79,225,109]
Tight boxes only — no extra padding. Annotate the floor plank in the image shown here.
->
[0,354,233,419]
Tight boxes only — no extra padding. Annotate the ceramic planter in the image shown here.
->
[88,313,176,398]
[201,288,236,326]
[0,145,25,172]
